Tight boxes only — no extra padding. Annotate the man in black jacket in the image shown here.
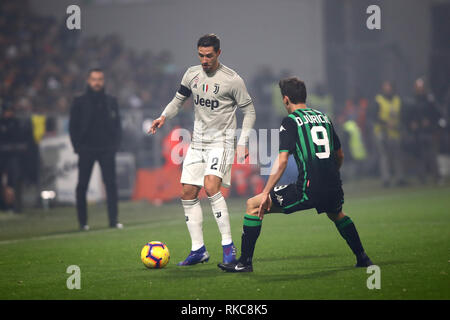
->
[69,68,122,230]
[406,78,442,184]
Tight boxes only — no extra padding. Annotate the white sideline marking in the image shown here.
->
[0,219,181,245]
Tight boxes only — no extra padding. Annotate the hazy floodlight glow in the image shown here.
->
[41,190,56,200]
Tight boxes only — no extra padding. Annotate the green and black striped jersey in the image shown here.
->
[279,107,342,194]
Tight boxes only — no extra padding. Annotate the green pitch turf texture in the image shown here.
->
[0,183,448,300]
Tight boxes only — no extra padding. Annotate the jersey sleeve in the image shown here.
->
[279,117,297,154]
[177,69,193,98]
[161,68,192,119]
[232,75,252,108]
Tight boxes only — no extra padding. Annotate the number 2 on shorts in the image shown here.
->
[210,157,219,170]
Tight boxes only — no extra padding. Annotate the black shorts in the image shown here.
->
[269,183,344,215]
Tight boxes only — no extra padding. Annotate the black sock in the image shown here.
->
[239,214,262,265]
[334,216,365,258]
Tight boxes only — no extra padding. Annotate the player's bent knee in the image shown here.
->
[181,185,199,200]
[204,185,220,197]
[327,211,345,222]
[245,197,259,215]
[203,176,221,196]
[245,198,252,211]
[181,192,197,201]
[246,208,259,216]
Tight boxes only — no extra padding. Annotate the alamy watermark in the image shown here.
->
[66,265,81,290]
[366,265,381,290]
[66,5,81,30]
[366,5,381,30]
[167,127,279,176]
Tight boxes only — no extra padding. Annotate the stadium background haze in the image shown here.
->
[0,0,449,301]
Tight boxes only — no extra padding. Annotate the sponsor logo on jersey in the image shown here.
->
[194,94,219,110]
[280,125,286,132]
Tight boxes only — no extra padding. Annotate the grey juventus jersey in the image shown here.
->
[176,64,253,149]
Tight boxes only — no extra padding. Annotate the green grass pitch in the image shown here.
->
[0,183,449,300]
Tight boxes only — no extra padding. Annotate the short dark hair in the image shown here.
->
[279,77,307,104]
[197,34,220,52]
[88,67,104,76]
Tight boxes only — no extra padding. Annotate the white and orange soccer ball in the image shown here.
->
[140,241,170,269]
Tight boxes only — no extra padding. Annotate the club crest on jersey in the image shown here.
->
[213,84,220,94]
[192,76,199,89]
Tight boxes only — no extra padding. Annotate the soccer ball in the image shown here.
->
[140,241,170,269]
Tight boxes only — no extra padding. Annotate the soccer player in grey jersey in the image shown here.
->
[149,34,256,266]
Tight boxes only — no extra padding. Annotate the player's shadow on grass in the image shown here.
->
[4,225,127,242]
[163,267,223,279]
[252,266,355,282]
[370,259,407,267]
[256,253,338,263]
[252,260,408,282]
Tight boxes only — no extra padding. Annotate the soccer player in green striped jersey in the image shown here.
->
[218,77,373,272]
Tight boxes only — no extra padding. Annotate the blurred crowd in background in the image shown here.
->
[1,1,449,212]
[253,67,450,188]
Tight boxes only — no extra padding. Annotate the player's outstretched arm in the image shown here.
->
[257,152,289,219]
[148,93,188,135]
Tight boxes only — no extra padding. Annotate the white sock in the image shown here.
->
[181,198,204,251]
[208,191,233,246]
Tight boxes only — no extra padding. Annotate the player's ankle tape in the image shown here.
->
[243,214,262,227]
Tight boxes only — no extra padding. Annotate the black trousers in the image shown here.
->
[76,151,118,227]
